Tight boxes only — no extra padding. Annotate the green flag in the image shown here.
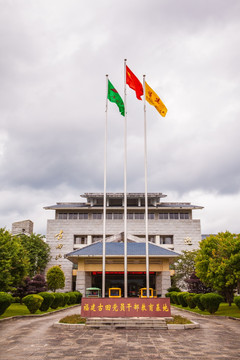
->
[107,80,125,116]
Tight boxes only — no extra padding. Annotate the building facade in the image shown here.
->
[44,192,203,295]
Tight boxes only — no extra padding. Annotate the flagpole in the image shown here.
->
[143,75,150,298]
[124,59,128,298]
[102,74,108,298]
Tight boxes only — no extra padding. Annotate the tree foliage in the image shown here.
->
[46,266,65,292]
[0,229,29,291]
[195,232,240,305]
[171,250,199,289]
[19,234,51,277]
[0,228,51,292]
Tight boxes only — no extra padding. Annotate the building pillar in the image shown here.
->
[156,271,171,297]
[155,235,160,245]
[87,235,92,245]
[76,271,92,296]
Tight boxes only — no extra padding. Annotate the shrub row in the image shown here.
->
[165,291,224,314]
[22,291,82,313]
[0,291,82,316]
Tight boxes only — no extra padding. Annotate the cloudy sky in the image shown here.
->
[0,0,240,235]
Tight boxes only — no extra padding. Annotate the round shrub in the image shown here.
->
[193,294,205,311]
[38,292,54,311]
[167,286,181,293]
[165,292,171,300]
[234,296,240,310]
[0,292,13,315]
[73,291,82,304]
[50,293,64,309]
[200,293,223,314]
[62,293,70,307]
[67,292,77,305]
[185,293,196,309]
[177,292,189,307]
[22,294,43,314]
[171,291,181,305]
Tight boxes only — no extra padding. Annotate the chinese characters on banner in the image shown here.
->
[81,298,171,317]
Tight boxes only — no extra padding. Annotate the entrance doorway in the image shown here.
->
[92,271,156,297]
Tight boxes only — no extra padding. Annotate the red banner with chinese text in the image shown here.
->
[81,298,171,317]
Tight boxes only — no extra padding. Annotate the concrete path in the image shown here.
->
[0,306,240,360]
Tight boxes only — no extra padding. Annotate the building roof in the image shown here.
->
[66,242,179,260]
[81,192,167,199]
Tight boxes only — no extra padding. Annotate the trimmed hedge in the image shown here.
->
[185,293,196,309]
[62,293,70,307]
[200,293,223,314]
[0,292,13,315]
[67,292,77,305]
[73,291,82,304]
[22,294,43,314]
[50,293,64,309]
[38,292,54,311]
[234,296,240,310]
[193,294,205,311]
[177,292,189,307]
[171,291,181,305]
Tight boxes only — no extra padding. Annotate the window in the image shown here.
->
[113,213,123,220]
[58,213,67,219]
[79,213,88,219]
[159,213,168,220]
[106,213,112,219]
[127,213,134,220]
[135,213,144,220]
[160,235,173,245]
[69,213,78,219]
[93,213,102,219]
[148,213,155,220]
[180,213,189,219]
[149,236,155,243]
[170,213,179,219]
[74,236,87,244]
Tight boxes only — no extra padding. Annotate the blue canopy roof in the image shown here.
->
[66,242,179,258]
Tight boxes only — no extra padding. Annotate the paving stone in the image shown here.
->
[1,306,240,359]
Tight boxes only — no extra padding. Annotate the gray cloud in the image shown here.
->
[0,0,240,234]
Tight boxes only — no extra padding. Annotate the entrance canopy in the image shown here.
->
[66,241,179,264]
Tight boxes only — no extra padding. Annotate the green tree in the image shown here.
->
[19,234,51,277]
[171,250,199,289]
[0,228,29,291]
[46,266,65,292]
[195,232,240,305]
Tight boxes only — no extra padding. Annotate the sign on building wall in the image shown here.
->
[81,298,171,317]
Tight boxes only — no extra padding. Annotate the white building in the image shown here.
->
[44,192,203,296]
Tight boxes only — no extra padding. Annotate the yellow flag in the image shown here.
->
[145,81,167,117]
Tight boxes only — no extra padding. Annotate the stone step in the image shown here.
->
[85,317,168,329]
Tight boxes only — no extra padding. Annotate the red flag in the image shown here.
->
[126,65,143,100]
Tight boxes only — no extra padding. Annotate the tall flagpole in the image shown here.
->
[124,59,128,298]
[102,75,108,298]
[143,75,150,298]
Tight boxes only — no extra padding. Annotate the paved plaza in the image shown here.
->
[0,305,240,360]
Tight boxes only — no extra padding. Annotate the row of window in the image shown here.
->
[58,212,190,220]
[74,235,174,245]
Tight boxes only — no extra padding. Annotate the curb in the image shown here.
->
[0,304,81,322]
[53,319,200,330]
[172,306,240,321]
[53,321,85,328]
[167,320,200,330]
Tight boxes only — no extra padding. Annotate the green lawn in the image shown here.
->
[0,303,79,319]
[172,303,240,318]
